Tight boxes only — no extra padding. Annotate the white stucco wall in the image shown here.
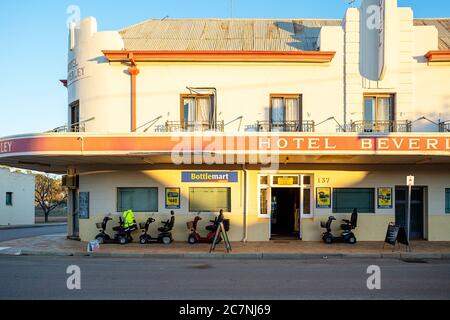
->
[0,168,35,226]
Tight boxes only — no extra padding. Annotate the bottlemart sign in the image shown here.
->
[182,172,238,183]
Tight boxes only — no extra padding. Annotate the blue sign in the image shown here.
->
[182,172,238,183]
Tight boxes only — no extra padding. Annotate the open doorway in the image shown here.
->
[271,188,300,239]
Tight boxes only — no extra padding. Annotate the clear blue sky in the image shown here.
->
[0,0,448,137]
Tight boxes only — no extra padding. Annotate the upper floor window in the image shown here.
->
[363,94,395,132]
[69,100,80,132]
[181,94,216,131]
[269,94,303,132]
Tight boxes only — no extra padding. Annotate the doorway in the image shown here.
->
[271,188,300,239]
[395,187,426,240]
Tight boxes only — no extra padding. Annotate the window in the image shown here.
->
[5,192,13,206]
[446,189,450,214]
[69,100,80,132]
[363,94,395,132]
[189,188,231,212]
[333,188,375,213]
[270,95,302,132]
[117,188,158,212]
[181,94,215,131]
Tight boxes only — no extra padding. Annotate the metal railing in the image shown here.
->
[155,121,225,133]
[341,120,412,133]
[247,120,315,133]
[439,120,450,133]
[48,123,85,133]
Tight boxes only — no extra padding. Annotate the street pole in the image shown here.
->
[407,184,411,244]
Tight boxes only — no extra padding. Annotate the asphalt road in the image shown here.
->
[0,225,67,242]
[0,256,449,300]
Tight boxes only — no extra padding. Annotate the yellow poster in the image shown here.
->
[378,187,392,209]
[165,188,180,209]
[316,187,331,208]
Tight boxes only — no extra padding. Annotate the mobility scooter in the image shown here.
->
[187,211,230,244]
[95,211,138,245]
[321,208,358,244]
[139,211,175,245]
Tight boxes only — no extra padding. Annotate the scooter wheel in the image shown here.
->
[348,236,357,244]
[162,236,172,245]
[96,237,104,244]
[188,235,197,245]
[140,237,147,245]
[324,235,333,244]
[119,237,127,245]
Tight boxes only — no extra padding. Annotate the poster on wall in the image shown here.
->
[377,187,393,209]
[79,192,90,219]
[165,188,181,209]
[316,187,331,209]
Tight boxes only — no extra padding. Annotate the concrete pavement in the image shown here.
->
[0,234,450,260]
[0,255,449,300]
[0,224,67,242]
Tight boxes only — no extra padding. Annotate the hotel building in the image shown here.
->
[1,0,449,242]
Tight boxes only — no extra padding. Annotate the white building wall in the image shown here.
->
[0,168,35,226]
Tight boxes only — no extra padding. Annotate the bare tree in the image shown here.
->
[35,174,68,223]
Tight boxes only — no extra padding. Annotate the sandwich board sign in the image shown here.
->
[383,223,410,251]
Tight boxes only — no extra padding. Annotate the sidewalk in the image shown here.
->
[0,223,67,230]
[1,234,450,260]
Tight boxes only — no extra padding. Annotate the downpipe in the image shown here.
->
[242,164,249,243]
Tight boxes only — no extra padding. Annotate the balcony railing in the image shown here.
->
[47,123,85,133]
[341,120,412,133]
[155,121,225,133]
[439,121,450,133]
[247,121,315,132]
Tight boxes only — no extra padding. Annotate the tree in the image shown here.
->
[35,174,68,223]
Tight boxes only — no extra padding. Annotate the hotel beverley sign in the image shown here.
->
[1,135,450,156]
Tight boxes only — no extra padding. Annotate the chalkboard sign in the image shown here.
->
[384,223,410,248]
[79,192,90,219]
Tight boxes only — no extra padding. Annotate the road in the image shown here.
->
[0,224,67,242]
[0,256,449,300]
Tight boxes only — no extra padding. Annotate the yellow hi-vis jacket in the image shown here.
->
[122,210,136,229]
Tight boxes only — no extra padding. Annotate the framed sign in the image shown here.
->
[377,187,392,209]
[316,187,331,209]
[79,192,90,219]
[165,188,180,209]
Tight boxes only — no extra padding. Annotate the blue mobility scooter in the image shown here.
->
[321,209,358,244]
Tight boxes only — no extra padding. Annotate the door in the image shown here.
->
[72,190,79,237]
[395,187,424,240]
[270,188,300,239]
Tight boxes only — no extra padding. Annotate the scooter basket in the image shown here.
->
[96,222,103,229]
[320,221,327,229]
[186,221,194,230]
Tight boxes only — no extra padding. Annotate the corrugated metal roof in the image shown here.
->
[119,18,450,52]
[119,19,341,51]
[414,19,450,50]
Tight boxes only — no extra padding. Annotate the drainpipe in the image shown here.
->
[242,164,249,242]
[128,53,140,132]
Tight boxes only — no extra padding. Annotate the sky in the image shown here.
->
[0,0,449,137]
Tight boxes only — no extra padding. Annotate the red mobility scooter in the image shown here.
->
[187,211,230,244]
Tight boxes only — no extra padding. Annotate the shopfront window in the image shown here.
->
[117,188,158,212]
[446,189,450,214]
[333,188,375,213]
[189,188,231,212]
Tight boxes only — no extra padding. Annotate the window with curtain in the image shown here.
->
[5,192,13,206]
[182,95,215,130]
[332,188,375,213]
[446,189,450,214]
[189,188,231,212]
[363,94,394,132]
[270,95,302,132]
[117,188,158,212]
